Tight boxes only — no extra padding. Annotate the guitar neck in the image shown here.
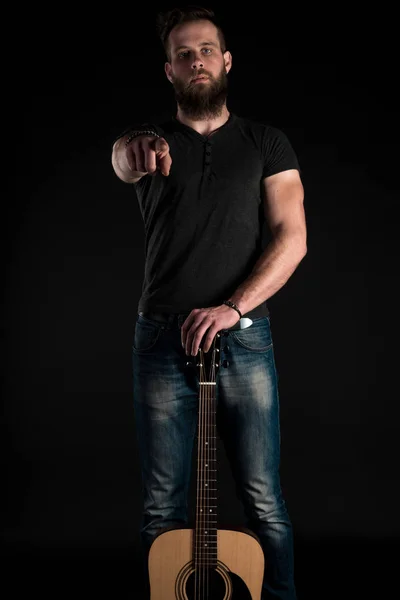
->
[194,339,220,569]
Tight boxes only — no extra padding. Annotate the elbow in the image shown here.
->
[300,238,308,260]
[294,231,307,265]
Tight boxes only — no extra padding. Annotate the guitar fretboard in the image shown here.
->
[194,348,219,569]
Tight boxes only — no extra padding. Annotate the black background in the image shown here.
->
[2,4,399,599]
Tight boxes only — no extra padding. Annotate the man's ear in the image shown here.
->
[224,51,232,74]
[165,62,173,83]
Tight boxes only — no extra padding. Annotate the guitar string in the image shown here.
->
[196,348,205,600]
[202,347,207,599]
[202,355,206,600]
[208,344,215,599]
[195,352,201,600]
[204,346,210,600]
[202,351,206,600]
[204,347,211,600]
[206,356,210,600]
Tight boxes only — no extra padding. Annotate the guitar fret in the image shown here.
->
[196,519,217,521]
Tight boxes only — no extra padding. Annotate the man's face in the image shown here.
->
[165,19,232,119]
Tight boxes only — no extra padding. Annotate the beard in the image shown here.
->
[171,66,228,120]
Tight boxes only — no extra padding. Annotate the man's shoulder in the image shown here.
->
[233,113,283,136]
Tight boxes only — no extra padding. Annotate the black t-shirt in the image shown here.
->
[125,113,300,318]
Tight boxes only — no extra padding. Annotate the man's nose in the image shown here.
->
[191,54,204,69]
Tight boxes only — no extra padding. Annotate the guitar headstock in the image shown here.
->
[196,332,222,384]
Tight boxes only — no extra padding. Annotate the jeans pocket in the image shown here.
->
[230,317,273,352]
[133,315,164,353]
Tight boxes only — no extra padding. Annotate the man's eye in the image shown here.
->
[177,48,212,59]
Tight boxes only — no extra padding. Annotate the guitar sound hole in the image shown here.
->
[184,567,252,599]
[185,568,226,599]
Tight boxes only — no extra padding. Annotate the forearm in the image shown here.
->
[228,230,307,316]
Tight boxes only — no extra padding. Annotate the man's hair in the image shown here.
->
[156,5,227,60]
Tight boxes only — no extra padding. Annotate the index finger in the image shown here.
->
[181,314,195,347]
[154,138,171,176]
[158,152,172,176]
[154,137,169,155]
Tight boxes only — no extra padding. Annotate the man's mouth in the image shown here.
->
[191,75,209,83]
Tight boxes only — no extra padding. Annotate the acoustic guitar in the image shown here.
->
[148,330,265,599]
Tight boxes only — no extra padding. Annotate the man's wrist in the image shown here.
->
[222,300,242,319]
[112,123,160,147]
[124,129,160,146]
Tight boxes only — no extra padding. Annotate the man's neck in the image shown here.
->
[175,105,230,137]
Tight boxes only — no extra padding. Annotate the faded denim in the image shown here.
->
[132,312,297,599]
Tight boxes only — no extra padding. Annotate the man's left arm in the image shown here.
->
[181,168,306,355]
[228,167,307,316]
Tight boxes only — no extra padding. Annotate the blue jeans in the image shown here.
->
[132,312,297,599]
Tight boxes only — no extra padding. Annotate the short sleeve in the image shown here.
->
[262,126,300,178]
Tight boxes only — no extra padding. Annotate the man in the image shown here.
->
[111,6,306,599]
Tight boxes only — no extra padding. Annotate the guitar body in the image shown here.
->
[148,527,265,599]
